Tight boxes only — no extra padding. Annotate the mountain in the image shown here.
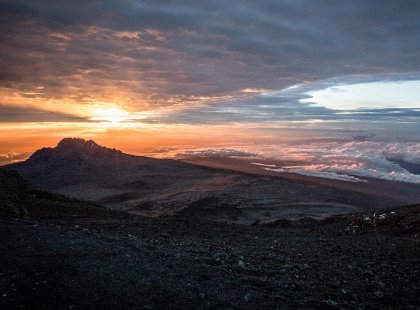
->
[3,138,414,221]
[0,168,31,218]
[4,138,218,212]
[8,138,201,187]
[0,167,117,220]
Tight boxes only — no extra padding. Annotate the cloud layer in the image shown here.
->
[1,1,420,116]
[0,104,85,122]
[258,141,420,184]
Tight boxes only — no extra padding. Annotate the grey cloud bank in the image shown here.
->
[1,1,420,104]
[0,104,85,122]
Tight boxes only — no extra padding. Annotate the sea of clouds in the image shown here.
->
[259,141,420,184]
[174,140,420,184]
[3,140,419,184]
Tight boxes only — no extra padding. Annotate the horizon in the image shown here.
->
[1,2,420,308]
[1,1,420,183]
[3,136,420,185]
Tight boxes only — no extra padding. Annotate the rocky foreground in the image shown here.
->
[1,169,419,309]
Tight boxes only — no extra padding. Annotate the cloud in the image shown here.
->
[1,0,420,109]
[0,104,85,122]
[146,82,420,135]
[259,141,420,184]
[150,139,420,183]
[175,148,256,158]
[0,151,31,165]
[0,0,419,146]
[265,167,366,183]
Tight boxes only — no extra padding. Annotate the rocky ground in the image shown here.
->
[1,169,420,309]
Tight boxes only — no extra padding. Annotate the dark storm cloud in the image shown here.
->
[1,0,420,117]
[0,104,85,122]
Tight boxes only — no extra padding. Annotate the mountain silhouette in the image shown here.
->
[4,138,216,210]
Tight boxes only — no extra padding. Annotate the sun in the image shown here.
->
[91,107,129,125]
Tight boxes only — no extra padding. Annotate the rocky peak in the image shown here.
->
[29,138,122,162]
[56,138,102,152]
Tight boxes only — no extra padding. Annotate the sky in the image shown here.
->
[1,1,420,182]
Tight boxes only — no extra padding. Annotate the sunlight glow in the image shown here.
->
[90,107,129,125]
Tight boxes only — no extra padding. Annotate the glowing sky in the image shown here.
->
[302,80,420,110]
[1,1,420,163]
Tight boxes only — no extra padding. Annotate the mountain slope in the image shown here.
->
[0,168,120,221]
[0,168,419,309]
[6,138,206,187]
[4,138,219,210]
[3,138,410,220]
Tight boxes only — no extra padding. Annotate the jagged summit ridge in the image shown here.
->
[57,138,100,149]
[56,137,120,153]
[29,137,123,161]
